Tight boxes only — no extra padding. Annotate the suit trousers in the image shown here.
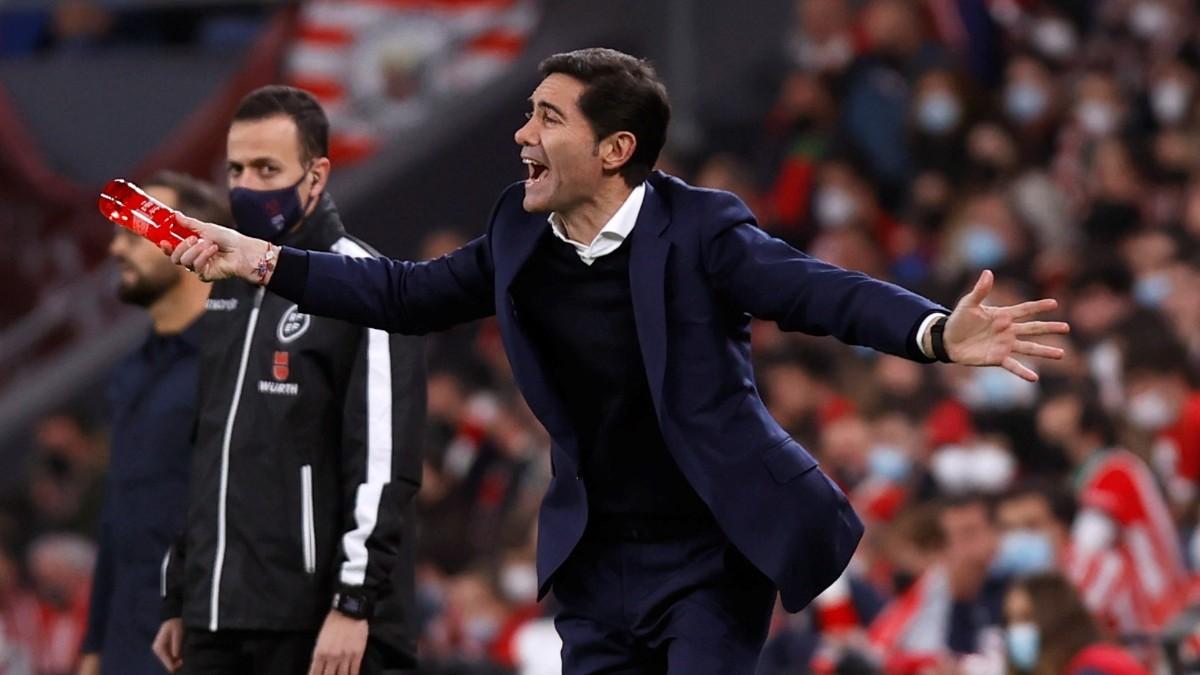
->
[180,628,392,675]
[552,523,777,674]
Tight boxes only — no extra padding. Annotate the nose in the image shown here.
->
[108,229,125,258]
[514,117,535,147]
[230,173,256,190]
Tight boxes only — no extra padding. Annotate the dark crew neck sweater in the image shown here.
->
[510,227,710,519]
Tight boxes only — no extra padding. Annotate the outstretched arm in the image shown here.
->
[164,214,496,334]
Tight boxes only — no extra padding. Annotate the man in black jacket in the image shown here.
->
[151,86,425,675]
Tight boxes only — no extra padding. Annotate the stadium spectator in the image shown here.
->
[1004,572,1150,675]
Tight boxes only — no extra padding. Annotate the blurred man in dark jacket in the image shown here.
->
[79,172,224,675]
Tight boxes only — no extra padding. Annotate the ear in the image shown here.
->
[599,131,638,174]
[308,157,332,201]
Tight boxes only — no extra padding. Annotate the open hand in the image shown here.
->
[161,213,267,283]
[944,270,1070,381]
[308,609,369,675]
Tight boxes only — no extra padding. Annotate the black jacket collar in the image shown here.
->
[281,192,347,252]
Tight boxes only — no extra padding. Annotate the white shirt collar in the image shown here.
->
[547,183,646,266]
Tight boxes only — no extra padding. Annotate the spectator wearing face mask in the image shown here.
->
[761,70,838,241]
[1036,371,1193,636]
[1122,337,1200,510]
[1002,53,1061,165]
[1033,387,1164,634]
[1146,58,1197,132]
[909,68,971,176]
[992,482,1072,578]
[810,158,916,272]
[787,0,856,77]
[1003,573,1149,675]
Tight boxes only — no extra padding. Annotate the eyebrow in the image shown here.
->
[227,157,282,169]
[529,98,567,119]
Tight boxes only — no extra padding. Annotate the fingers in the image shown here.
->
[961,269,994,307]
[1013,320,1070,337]
[1002,356,1038,382]
[1007,298,1058,320]
[308,653,324,675]
[1013,340,1065,360]
[350,651,362,675]
[176,212,213,238]
[169,624,181,661]
[192,243,220,279]
[152,627,181,673]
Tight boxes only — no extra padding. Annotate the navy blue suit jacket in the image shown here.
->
[268,172,945,612]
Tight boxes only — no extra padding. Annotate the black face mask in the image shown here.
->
[229,170,317,243]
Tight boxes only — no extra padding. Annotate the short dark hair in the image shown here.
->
[232,85,329,164]
[539,48,670,186]
[143,171,231,227]
[997,480,1076,528]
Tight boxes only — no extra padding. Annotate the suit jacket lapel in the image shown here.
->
[628,180,671,410]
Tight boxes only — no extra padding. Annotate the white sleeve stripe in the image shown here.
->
[332,237,395,587]
[160,548,171,598]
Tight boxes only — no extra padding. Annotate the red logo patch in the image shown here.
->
[272,351,289,381]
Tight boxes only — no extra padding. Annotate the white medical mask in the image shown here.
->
[1131,1,1171,40]
[816,186,858,228]
[1134,272,1173,308]
[1030,18,1077,61]
[1005,83,1048,124]
[499,562,539,604]
[916,93,962,135]
[1077,100,1119,137]
[992,529,1056,576]
[868,445,912,482]
[1127,391,1175,431]
[1006,622,1040,671]
[1152,80,1191,125]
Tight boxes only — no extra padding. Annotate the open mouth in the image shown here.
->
[523,158,549,185]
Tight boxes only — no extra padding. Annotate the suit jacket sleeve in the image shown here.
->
[701,193,946,361]
[333,324,425,603]
[266,196,503,334]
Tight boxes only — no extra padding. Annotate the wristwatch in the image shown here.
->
[930,315,952,363]
[331,589,374,620]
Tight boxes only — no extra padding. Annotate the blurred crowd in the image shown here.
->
[4,0,1200,673]
[0,1,271,56]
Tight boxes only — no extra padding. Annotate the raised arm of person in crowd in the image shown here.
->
[164,212,496,334]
